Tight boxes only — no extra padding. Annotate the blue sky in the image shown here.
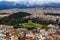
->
[0,0,60,3]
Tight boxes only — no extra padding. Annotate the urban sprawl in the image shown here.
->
[0,9,60,40]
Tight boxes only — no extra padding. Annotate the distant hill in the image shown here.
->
[0,1,60,10]
[0,12,31,25]
[8,12,31,19]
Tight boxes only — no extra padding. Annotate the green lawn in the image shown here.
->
[24,23,38,27]
[20,23,47,28]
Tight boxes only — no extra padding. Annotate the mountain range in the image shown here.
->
[0,1,60,10]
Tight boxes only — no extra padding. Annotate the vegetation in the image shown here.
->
[14,23,47,29]
[0,12,31,25]
[0,13,9,15]
[8,12,31,19]
[0,12,59,29]
[44,12,60,16]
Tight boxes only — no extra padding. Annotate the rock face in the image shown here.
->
[0,13,10,18]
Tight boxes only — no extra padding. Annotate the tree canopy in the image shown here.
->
[0,12,31,25]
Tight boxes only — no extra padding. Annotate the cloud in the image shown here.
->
[0,0,60,7]
[0,0,60,3]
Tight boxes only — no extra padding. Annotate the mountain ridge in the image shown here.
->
[0,1,60,10]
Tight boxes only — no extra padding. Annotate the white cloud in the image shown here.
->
[0,0,60,7]
[4,0,60,6]
[0,0,60,3]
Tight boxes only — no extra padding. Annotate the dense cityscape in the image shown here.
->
[0,9,60,40]
[0,0,60,40]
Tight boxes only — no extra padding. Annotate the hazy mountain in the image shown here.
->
[0,1,60,10]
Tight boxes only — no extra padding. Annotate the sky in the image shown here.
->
[0,0,60,3]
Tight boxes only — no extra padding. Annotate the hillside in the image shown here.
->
[0,12,31,25]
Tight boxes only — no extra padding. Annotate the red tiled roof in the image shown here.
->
[10,29,18,33]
